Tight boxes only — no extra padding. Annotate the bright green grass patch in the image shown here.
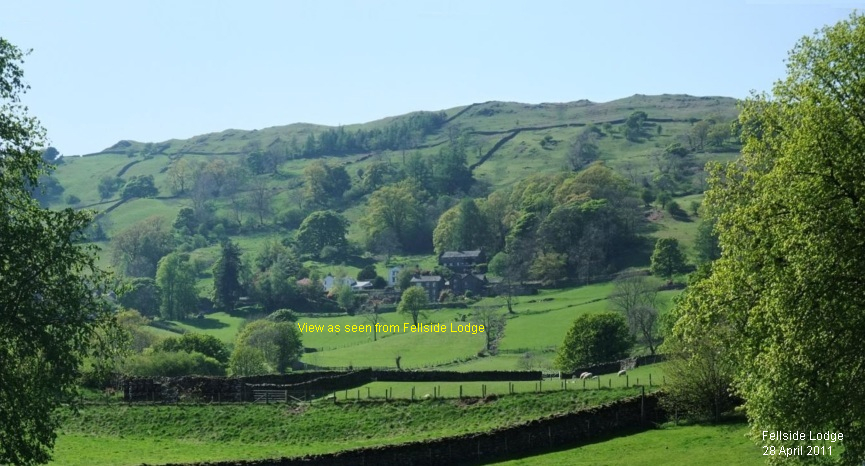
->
[493,422,762,466]
[104,197,184,236]
[53,389,639,466]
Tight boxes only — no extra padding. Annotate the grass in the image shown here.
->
[153,312,247,344]
[52,389,639,466]
[492,421,763,466]
[338,365,665,400]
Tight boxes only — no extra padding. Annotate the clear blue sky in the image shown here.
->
[1,1,857,155]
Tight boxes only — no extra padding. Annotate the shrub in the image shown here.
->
[122,350,226,377]
[65,194,80,204]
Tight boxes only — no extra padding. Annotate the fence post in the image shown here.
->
[367,387,370,399]
[649,373,652,387]
[412,387,415,401]
[626,375,629,388]
[597,377,600,389]
[459,385,463,399]
[357,390,360,400]
[608,379,611,388]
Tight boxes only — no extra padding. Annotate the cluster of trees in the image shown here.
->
[480,164,644,285]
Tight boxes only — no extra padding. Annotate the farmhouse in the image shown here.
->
[450,273,488,296]
[410,275,445,302]
[387,266,402,287]
[438,250,485,273]
[322,274,356,292]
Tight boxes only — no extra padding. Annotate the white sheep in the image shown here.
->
[618,370,627,377]
[591,375,599,380]
[423,394,431,400]
[579,372,593,379]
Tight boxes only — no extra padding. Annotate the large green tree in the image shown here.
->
[361,181,427,253]
[155,253,198,320]
[554,313,632,371]
[671,14,865,462]
[235,320,303,374]
[0,38,119,465]
[398,286,428,326]
[649,237,687,280]
[295,210,348,258]
[211,239,243,312]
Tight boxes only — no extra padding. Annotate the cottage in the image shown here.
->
[387,266,402,287]
[450,273,488,296]
[409,275,445,302]
[438,250,485,273]
[323,274,356,292]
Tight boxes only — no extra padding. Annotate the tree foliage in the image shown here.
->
[649,238,687,280]
[398,286,428,326]
[555,313,632,371]
[156,333,230,364]
[235,320,303,374]
[609,273,660,355]
[670,14,865,462]
[361,181,428,253]
[111,216,174,277]
[295,210,348,258]
[155,253,198,320]
[211,239,244,312]
[0,38,120,465]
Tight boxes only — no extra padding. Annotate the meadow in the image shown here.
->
[51,389,639,466]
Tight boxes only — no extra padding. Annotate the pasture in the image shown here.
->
[51,389,638,466]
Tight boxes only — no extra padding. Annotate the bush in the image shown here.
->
[65,194,80,204]
[667,201,688,219]
[156,333,229,364]
[357,265,378,281]
[122,350,226,377]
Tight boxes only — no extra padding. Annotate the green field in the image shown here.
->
[339,364,665,401]
[493,422,763,466]
[51,389,638,466]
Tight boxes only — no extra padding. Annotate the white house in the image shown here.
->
[323,274,356,292]
[388,266,402,287]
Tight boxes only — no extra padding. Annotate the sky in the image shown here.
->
[1,1,858,156]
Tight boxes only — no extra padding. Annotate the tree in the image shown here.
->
[670,14,865,461]
[229,345,268,376]
[155,253,198,320]
[247,184,273,227]
[295,210,348,258]
[568,126,601,170]
[157,333,230,364]
[609,273,661,355]
[235,320,303,374]
[396,267,415,291]
[118,277,160,317]
[121,174,158,199]
[0,39,120,465]
[303,161,351,207]
[212,239,243,312]
[361,302,383,341]
[167,158,191,195]
[623,111,647,141]
[398,286,428,326]
[488,251,518,314]
[432,198,488,255]
[694,218,721,264]
[111,216,174,277]
[529,252,567,285]
[361,181,426,253]
[470,307,506,353]
[357,265,377,281]
[98,175,124,200]
[649,238,687,280]
[554,313,632,371]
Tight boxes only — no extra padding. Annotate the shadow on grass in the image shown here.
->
[180,316,231,331]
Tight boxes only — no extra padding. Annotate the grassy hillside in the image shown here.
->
[52,389,641,466]
[49,95,737,263]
